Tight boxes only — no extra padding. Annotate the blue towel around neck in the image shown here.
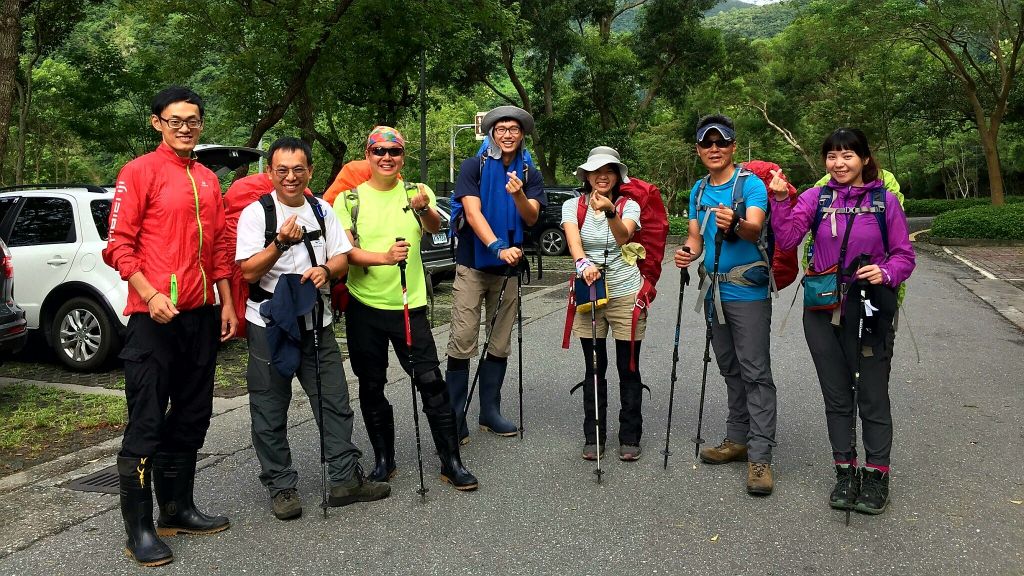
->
[473,146,529,268]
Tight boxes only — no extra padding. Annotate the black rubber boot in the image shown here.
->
[445,368,470,444]
[478,359,517,436]
[118,456,173,567]
[362,406,397,482]
[422,386,479,491]
[152,452,230,537]
[829,464,860,510]
[854,467,890,514]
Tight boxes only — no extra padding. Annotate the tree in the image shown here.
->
[866,0,1024,204]
[0,0,29,179]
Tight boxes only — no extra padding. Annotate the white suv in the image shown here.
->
[0,185,126,370]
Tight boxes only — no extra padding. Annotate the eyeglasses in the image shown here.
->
[272,167,309,178]
[158,116,203,130]
[369,147,405,158]
[494,126,522,136]
[697,138,734,150]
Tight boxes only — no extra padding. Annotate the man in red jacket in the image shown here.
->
[103,86,237,567]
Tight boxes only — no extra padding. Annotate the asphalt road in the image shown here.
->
[0,247,1021,575]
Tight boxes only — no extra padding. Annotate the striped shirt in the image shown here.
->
[561,195,643,299]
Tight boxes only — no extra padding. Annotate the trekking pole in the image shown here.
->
[397,237,428,500]
[663,247,691,469]
[516,261,524,440]
[847,253,871,526]
[589,282,603,483]
[693,229,724,460]
[462,273,512,421]
[311,293,329,518]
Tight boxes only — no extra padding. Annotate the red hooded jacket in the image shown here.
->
[103,142,231,315]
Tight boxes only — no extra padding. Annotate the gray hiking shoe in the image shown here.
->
[328,470,391,507]
[271,488,302,520]
[582,442,606,461]
[619,444,642,461]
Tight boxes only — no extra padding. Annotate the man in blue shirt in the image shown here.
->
[674,114,777,496]
[446,106,546,444]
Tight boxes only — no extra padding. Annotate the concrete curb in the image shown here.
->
[0,378,126,397]
[917,233,1024,247]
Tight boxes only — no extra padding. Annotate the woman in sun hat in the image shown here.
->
[561,146,647,462]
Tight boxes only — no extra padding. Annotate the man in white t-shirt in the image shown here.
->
[236,137,389,520]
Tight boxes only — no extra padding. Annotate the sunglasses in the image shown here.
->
[369,146,405,158]
[697,138,735,150]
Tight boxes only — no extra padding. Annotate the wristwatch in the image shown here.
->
[413,205,430,216]
[604,209,616,219]
[273,238,291,252]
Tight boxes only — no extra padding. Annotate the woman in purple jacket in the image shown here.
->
[770,128,915,517]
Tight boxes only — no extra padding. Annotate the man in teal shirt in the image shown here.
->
[674,114,777,496]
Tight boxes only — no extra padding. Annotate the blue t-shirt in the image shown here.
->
[688,170,769,302]
[453,155,546,274]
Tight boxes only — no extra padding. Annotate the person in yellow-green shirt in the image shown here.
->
[334,126,478,492]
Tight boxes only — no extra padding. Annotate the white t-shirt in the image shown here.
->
[235,192,352,328]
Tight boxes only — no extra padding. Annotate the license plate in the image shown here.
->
[431,232,448,245]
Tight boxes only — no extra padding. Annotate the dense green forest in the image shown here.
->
[0,0,1021,212]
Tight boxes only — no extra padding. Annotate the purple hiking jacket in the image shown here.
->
[770,178,915,288]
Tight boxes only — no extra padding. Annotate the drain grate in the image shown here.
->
[64,454,211,494]
[64,465,118,494]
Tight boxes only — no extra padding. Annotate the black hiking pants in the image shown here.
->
[119,306,220,458]
[803,305,896,467]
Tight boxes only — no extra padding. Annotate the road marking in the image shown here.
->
[943,247,996,279]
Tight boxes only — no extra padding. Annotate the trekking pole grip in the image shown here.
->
[680,246,691,285]
[396,237,406,270]
[856,253,871,288]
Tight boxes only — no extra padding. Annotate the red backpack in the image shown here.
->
[740,160,799,290]
[560,178,670,369]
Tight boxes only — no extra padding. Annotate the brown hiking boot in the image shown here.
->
[747,462,774,496]
[699,438,748,464]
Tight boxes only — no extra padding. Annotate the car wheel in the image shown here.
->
[50,296,120,372]
[539,228,566,256]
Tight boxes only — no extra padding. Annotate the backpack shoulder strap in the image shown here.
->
[614,195,628,218]
[575,194,587,228]
[305,195,327,235]
[731,166,753,207]
[343,187,360,242]
[811,185,834,242]
[404,181,424,230]
[259,194,277,247]
[873,187,889,255]
[693,176,710,211]
[694,176,716,235]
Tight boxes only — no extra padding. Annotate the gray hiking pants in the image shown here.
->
[708,298,777,463]
[246,322,361,496]
[803,308,895,466]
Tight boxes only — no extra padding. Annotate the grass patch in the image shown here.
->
[0,384,126,475]
[903,196,1024,216]
[669,215,688,235]
[930,203,1024,241]
[214,339,251,398]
